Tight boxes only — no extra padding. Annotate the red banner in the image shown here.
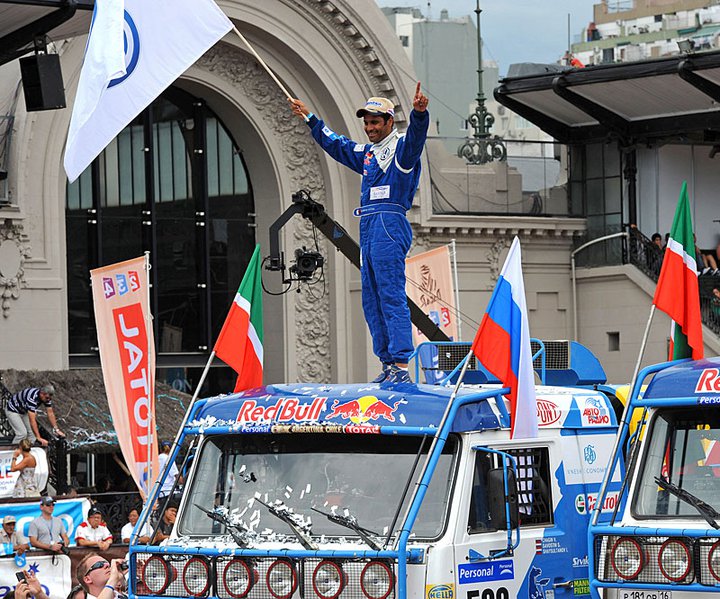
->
[91,256,158,497]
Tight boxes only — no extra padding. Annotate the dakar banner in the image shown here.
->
[406,245,458,345]
[91,256,158,497]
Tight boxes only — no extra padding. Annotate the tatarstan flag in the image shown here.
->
[214,244,264,391]
[652,181,703,360]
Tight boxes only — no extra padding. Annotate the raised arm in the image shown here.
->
[397,82,430,171]
[287,97,365,174]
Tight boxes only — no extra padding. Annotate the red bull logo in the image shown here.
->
[237,397,326,424]
[696,368,720,393]
[326,395,401,424]
[537,399,561,426]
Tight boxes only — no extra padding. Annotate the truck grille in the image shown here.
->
[131,553,397,599]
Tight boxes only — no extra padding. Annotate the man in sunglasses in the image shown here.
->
[28,496,70,552]
[76,553,127,599]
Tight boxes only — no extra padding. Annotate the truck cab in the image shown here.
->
[589,357,720,598]
[128,368,622,599]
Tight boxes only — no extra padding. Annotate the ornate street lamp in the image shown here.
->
[457,0,507,164]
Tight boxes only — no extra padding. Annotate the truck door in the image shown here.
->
[454,443,578,599]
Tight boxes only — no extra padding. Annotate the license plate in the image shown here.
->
[618,591,671,599]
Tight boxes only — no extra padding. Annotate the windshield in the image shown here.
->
[634,407,720,517]
[178,433,457,540]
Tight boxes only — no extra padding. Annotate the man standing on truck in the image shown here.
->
[289,84,429,384]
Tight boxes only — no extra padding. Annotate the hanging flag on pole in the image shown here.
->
[90,256,157,496]
[652,181,704,360]
[64,0,232,182]
[471,237,538,439]
[215,245,264,392]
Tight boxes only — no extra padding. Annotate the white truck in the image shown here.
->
[128,342,623,599]
[589,357,720,598]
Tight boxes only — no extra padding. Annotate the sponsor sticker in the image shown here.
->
[581,396,611,426]
[457,561,514,584]
[573,578,590,596]
[426,584,454,599]
[369,185,390,200]
[326,396,401,423]
[696,368,720,393]
[354,143,365,152]
[537,398,561,426]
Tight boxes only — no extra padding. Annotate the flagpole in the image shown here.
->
[393,349,474,550]
[230,25,309,122]
[590,303,655,527]
[144,251,153,499]
[133,349,216,543]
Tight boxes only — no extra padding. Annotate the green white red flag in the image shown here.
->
[214,245,264,391]
[652,181,703,360]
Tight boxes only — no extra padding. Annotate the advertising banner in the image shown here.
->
[90,256,158,496]
[406,245,458,345]
[0,449,49,498]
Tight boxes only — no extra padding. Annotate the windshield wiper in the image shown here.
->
[311,506,382,550]
[255,497,317,550]
[194,503,254,547]
[654,477,720,529]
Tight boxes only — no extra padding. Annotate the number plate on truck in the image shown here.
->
[619,591,671,599]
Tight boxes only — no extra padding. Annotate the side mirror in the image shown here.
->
[487,466,519,531]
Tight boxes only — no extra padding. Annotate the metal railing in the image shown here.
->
[606,226,720,338]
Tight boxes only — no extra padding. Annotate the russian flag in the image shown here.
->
[471,237,538,439]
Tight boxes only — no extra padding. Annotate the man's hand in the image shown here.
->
[288,98,310,119]
[412,82,429,112]
[25,570,49,599]
[53,427,66,438]
[14,580,30,599]
[49,541,62,552]
[108,559,127,590]
[99,539,111,551]
[37,437,48,447]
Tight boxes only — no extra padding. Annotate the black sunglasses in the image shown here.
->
[85,560,109,577]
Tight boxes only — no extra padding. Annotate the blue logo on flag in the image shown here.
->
[109,10,140,88]
[458,560,514,584]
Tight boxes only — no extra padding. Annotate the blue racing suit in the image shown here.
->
[305,109,429,364]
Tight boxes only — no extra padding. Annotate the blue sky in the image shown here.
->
[376,0,600,75]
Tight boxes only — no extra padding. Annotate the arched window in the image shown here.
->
[66,87,255,393]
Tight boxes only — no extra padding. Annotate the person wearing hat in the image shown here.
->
[28,496,70,552]
[289,83,430,384]
[4,384,65,446]
[76,506,113,551]
[0,514,29,554]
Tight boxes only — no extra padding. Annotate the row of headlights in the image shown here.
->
[139,556,395,599]
[609,537,720,583]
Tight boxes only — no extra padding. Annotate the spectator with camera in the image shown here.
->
[28,496,70,553]
[6,569,51,599]
[75,553,127,599]
[75,506,113,551]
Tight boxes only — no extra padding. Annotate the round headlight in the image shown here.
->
[266,559,298,599]
[611,537,644,580]
[709,541,720,582]
[183,557,211,596]
[142,556,171,594]
[223,559,257,599]
[312,561,346,599]
[658,539,691,582]
[360,561,394,599]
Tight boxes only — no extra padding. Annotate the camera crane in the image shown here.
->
[266,190,450,342]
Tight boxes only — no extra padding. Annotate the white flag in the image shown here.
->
[64,0,232,182]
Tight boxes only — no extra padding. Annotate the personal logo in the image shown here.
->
[426,584,454,599]
[109,10,140,88]
[583,444,596,464]
[326,395,401,424]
